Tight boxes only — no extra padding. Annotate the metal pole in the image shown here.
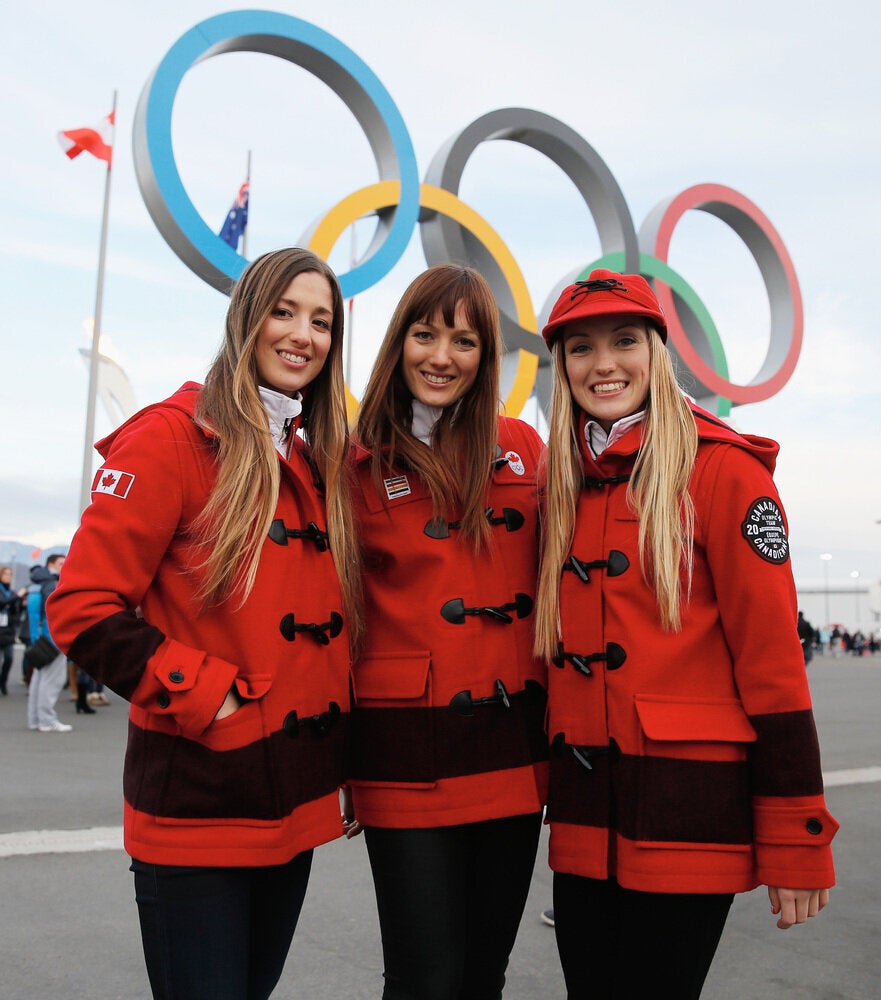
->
[79,90,117,515]
[242,149,251,259]
[346,220,356,386]
[820,553,832,628]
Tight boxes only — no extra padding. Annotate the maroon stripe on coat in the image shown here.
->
[68,610,165,701]
[124,718,347,820]
[548,746,753,845]
[747,709,824,796]
[546,747,613,827]
[350,689,548,783]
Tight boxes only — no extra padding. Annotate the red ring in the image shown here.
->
[649,184,802,404]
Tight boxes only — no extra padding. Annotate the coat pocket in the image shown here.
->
[132,699,284,828]
[634,694,757,762]
[627,694,755,847]
[352,651,431,706]
[350,651,436,788]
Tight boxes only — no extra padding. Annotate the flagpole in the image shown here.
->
[242,149,251,259]
[346,220,356,385]
[79,90,117,515]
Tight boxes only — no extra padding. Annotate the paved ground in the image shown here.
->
[0,650,878,998]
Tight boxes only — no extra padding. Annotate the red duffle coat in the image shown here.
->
[547,403,838,893]
[47,383,351,867]
[348,417,549,828]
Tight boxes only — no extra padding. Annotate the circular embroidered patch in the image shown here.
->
[504,450,525,476]
[741,497,789,563]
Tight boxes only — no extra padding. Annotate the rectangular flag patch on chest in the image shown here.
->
[92,468,135,499]
[383,474,411,500]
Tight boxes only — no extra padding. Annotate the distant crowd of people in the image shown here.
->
[796,611,878,664]
[0,557,111,728]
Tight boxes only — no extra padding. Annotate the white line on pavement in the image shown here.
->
[822,766,881,787]
[0,825,123,858]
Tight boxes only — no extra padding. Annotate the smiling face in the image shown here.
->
[401,300,482,408]
[254,271,334,397]
[563,315,651,431]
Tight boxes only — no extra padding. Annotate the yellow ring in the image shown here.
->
[307,181,539,418]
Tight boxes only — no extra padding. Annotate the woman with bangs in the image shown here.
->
[48,248,361,1000]
[347,264,548,998]
[534,269,837,998]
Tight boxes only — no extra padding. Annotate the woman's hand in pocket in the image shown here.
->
[214,685,243,722]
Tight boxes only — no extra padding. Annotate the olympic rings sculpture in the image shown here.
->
[133,9,802,417]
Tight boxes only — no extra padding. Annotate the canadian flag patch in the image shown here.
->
[92,467,135,499]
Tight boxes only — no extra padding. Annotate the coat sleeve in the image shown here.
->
[698,444,838,888]
[46,407,238,736]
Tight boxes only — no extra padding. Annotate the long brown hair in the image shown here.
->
[355,264,502,549]
[194,248,363,647]
[535,324,697,659]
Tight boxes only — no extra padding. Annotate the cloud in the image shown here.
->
[0,477,81,548]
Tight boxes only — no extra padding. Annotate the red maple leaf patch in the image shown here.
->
[101,473,117,489]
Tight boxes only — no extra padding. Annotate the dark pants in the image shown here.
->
[131,851,313,1000]
[0,643,12,693]
[553,873,733,1000]
[365,812,542,1000]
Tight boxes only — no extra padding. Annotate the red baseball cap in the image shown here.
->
[541,269,667,346]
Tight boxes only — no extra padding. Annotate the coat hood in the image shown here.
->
[690,403,779,475]
[95,382,203,459]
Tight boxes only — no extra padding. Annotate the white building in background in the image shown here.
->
[794,580,880,634]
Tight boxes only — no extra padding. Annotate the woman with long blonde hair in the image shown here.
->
[535,269,837,998]
[347,264,548,998]
[48,248,360,999]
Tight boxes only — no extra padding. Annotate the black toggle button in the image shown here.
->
[485,507,525,532]
[564,550,630,584]
[279,611,344,645]
[449,678,511,717]
[551,733,617,772]
[168,670,185,684]
[606,550,630,577]
[805,818,823,835]
[268,518,329,551]
[582,474,631,489]
[424,506,525,540]
[553,641,627,676]
[283,702,341,738]
[157,693,170,709]
[441,592,533,625]
[605,642,627,670]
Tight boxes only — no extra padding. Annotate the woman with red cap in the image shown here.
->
[347,264,548,998]
[534,269,837,998]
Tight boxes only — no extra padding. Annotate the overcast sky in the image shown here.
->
[3,0,879,605]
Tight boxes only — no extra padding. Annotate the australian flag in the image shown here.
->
[219,180,249,250]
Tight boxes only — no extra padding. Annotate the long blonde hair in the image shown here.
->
[355,265,502,550]
[194,248,363,648]
[535,325,697,659]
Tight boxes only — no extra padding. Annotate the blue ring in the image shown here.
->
[132,10,420,296]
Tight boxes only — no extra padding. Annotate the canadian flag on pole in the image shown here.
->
[58,111,115,165]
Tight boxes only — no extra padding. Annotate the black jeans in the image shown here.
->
[0,643,12,692]
[131,851,313,1000]
[365,812,542,1000]
[553,872,734,1000]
